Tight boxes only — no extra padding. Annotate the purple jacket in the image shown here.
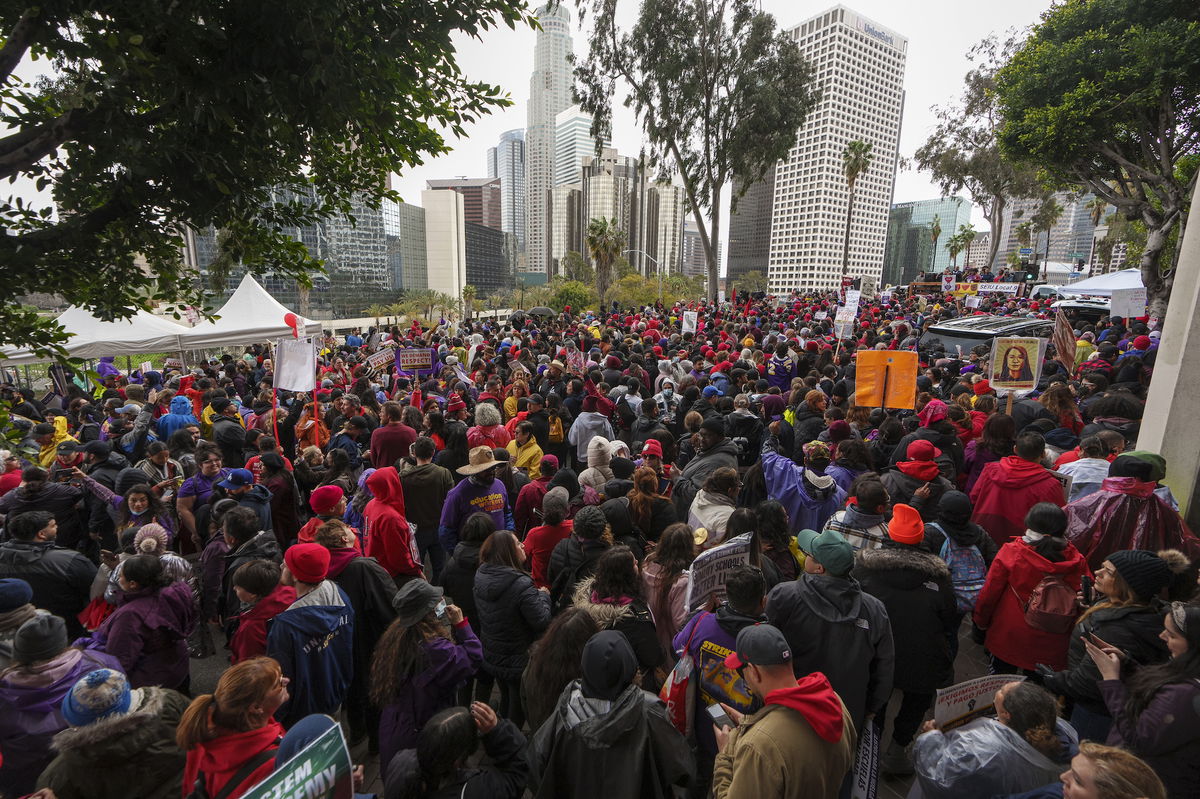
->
[761,445,847,533]
[95,580,196,689]
[826,463,867,495]
[378,620,482,770]
[1101,678,1200,798]
[0,648,121,796]
[199,534,230,620]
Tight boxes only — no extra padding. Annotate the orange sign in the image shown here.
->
[855,350,919,409]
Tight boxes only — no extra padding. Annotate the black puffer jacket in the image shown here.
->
[547,536,609,611]
[855,544,958,692]
[473,563,551,679]
[440,542,483,635]
[0,540,97,637]
[572,577,664,673]
[791,409,826,454]
[1043,602,1170,714]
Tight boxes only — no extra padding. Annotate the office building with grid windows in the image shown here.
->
[488,129,526,249]
[768,6,907,293]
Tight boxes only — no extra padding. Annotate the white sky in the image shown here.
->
[390,0,1054,255]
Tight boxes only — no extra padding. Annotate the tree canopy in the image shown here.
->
[994,0,1200,316]
[573,0,818,301]
[0,0,534,358]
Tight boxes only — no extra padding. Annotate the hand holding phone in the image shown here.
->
[707,703,735,730]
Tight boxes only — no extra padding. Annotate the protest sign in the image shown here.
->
[139,361,153,373]
[989,337,1044,396]
[976,282,1021,294]
[682,311,698,334]
[964,296,981,309]
[934,674,1025,731]
[941,273,956,292]
[395,347,435,374]
[685,533,753,611]
[855,350,918,410]
[1110,287,1147,320]
[243,722,352,799]
[365,347,396,374]
[1048,470,1074,504]
[849,720,880,799]
[274,338,317,392]
[813,311,828,321]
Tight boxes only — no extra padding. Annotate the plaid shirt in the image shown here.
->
[822,509,888,552]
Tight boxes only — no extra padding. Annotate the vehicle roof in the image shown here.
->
[926,315,1053,334]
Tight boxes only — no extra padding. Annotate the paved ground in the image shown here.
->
[192,619,991,797]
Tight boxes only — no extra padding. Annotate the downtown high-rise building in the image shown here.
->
[487,129,526,249]
[994,190,1108,269]
[726,166,776,285]
[767,6,907,293]
[881,195,971,286]
[425,177,502,230]
[524,3,574,278]
[555,104,606,186]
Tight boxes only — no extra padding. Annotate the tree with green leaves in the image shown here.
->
[947,234,964,270]
[561,250,594,283]
[461,285,477,322]
[573,0,818,301]
[840,140,873,277]
[957,223,978,268]
[929,215,942,274]
[549,279,597,312]
[585,217,625,310]
[994,0,1200,317]
[738,270,768,296]
[0,0,533,359]
[1031,198,1064,279]
[915,34,1041,272]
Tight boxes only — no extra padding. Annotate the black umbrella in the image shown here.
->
[528,306,555,316]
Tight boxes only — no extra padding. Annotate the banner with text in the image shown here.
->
[685,533,753,611]
[934,675,1025,731]
[243,723,352,799]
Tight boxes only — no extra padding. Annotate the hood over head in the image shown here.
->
[587,436,612,469]
[169,395,194,416]
[580,629,638,701]
[365,466,405,510]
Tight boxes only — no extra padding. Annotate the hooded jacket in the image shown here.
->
[95,580,196,690]
[573,576,663,672]
[1065,476,1200,570]
[687,489,736,545]
[473,562,552,678]
[881,467,953,522]
[181,720,284,799]
[567,411,615,462]
[855,544,958,691]
[672,438,739,520]
[364,467,421,578]
[921,492,999,567]
[547,535,609,610]
[156,395,199,440]
[712,673,856,799]
[766,573,894,732]
[234,483,274,534]
[211,413,247,468]
[760,436,846,533]
[266,581,355,728]
[970,456,1066,546]
[440,541,483,631]
[229,583,297,663]
[396,460,454,532]
[0,540,97,637]
[529,680,693,799]
[220,531,282,622]
[972,538,1089,671]
[37,687,190,799]
[578,437,614,492]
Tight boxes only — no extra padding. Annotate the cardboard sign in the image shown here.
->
[365,347,396,373]
[989,337,1044,396]
[934,675,1025,731]
[243,722,352,799]
[854,350,918,410]
[1048,470,1075,504]
[941,274,956,292]
[139,361,153,373]
[849,720,880,799]
[813,311,828,321]
[682,311,698,334]
[685,533,753,611]
[1110,287,1147,320]
[396,347,435,373]
[274,337,317,392]
[964,296,981,309]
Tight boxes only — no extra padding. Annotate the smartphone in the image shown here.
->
[706,703,735,730]
[434,599,447,620]
[1081,575,1094,605]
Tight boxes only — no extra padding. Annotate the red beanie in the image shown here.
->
[973,379,992,396]
[285,543,331,584]
[309,485,345,516]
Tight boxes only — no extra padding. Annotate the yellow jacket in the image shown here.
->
[507,438,544,479]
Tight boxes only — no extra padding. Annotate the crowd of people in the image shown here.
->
[0,285,1196,799]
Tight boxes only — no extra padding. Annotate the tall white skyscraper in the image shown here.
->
[524,3,574,277]
[555,104,606,187]
[768,5,907,292]
[488,129,526,249]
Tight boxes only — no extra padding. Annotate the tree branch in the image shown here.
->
[0,108,84,180]
[0,8,42,85]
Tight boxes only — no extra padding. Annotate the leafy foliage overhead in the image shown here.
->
[0,0,534,357]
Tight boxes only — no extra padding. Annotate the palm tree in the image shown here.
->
[1033,199,1064,280]
[461,285,476,323]
[928,214,942,275]
[956,223,977,269]
[947,233,964,269]
[840,139,874,277]
[586,217,626,311]
[365,304,388,326]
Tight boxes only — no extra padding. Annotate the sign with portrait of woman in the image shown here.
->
[988,336,1045,395]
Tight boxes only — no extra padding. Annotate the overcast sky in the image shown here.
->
[391,0,1053,250]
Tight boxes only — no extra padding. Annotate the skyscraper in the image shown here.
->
[524,3,574,278]
[555,104,606,186]
[487,129,526,249]
[682,216,719,279]
[994,191,1108,269]
[768,6,907,293]
[881,195,971,286]
[425,178,502,230]
[726,166,776,285]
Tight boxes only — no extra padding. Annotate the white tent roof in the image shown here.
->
[179,274,322,349]
[0,306,189,365]
[1061,268,1143,297]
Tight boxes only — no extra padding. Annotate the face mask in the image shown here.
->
[662,388,673,398]
[129,507,147,516]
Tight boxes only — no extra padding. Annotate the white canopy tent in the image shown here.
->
[1061,268,1143,297]
[0,306,189,365]
[179,274,322,349]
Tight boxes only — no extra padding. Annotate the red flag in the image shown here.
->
[1053,309,1076,375]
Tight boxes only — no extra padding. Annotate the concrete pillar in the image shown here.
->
[1137,180,1200,528]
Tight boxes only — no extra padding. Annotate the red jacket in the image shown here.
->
[969,456,1066,545]
[466,424,511,450]
[972,538,1090,671]
[182,721,284,799]
[363,467,421,578]
[230,583,297,663]
[525,520,573,588]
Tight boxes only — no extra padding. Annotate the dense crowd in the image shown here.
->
[0,286,1196,799]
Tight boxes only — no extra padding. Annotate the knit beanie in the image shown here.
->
[309,484,345,516]
[1107,550,1171,601]
[888,504,925,545]
[285,543,331,584]
[62,669,133,727]
[12,613,68,664]
[0,578,33,612]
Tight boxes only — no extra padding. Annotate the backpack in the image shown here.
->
[1012,574,1081,634]
[612,394,636,431]
[932,523,986,614]
[185,747,278,799]
[548,414,564,444]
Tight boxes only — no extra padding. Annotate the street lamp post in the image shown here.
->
[623,248,663,301]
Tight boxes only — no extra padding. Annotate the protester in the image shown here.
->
[228,559,296,663]
[0,510,97,637]
[971,432,1067,545]
[521,606,600,732]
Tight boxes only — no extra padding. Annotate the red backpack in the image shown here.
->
[1013,575,1080,634]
